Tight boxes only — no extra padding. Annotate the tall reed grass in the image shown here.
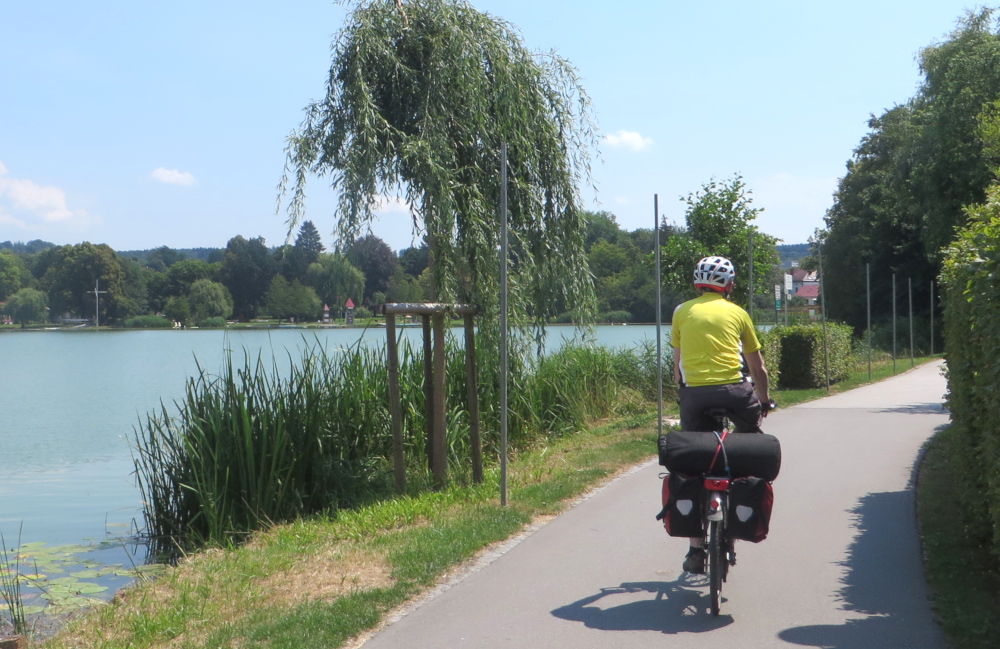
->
[0,526,27,636]
[133,337,660,558]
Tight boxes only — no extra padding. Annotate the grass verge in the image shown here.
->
[917,425,1000,648]
[42,356,940,649]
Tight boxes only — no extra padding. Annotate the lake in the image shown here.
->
[0,324,664,602]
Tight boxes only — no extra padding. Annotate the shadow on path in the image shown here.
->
[551,576,734,634]
[778,487,944,649]
[874,403,948,415]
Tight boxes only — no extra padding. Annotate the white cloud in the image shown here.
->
[604,130,653,152]
[372,194,424,251]
[150,167,197,186]
[0,165,87,225]
[0,212,28,229]
[374,195,411,214]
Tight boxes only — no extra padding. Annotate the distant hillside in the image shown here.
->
[0,239,56,255]
[777,243,811,268]
[118,247,224,264]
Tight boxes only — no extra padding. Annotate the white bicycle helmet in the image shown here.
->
[693,256,735,292]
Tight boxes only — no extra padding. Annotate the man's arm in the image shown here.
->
[673,347,682,386]
[744,349,770,408]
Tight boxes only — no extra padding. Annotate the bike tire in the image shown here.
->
[709,519,723,616]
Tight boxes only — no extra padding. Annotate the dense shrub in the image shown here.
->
[125,315,173,329]
[196,316,227,328]
[770,322,853,389]
[940,183,1000,560]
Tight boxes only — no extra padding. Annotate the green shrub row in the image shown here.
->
[133,339,659,557]
[940,184,1000,562]
[769,322,853,389]
[758,327,782,388]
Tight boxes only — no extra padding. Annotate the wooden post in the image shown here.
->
[464,313,483,483]
[383,303,478,489]
[431,313,447,487]
[385,313,405,493]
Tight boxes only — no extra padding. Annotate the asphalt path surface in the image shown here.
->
[358,361,950,649]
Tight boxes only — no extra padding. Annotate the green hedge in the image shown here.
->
[770,322,853,389]
[758,327,782,389]
[940,183,1000,561]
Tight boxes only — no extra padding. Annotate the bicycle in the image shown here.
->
[658,401,777,616]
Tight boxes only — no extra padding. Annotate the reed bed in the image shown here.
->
[133,337,658,558]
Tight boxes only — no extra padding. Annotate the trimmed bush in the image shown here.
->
[757,327,782,389]
[770,322,852,389]
[196,316,228,328]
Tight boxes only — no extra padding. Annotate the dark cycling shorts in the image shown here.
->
[678,381,762,433]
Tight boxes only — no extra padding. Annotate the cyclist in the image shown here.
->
[670,255,772,573]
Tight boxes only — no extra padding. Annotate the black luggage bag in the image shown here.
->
[726,476,774,542]
[656,472,704,537]
[658,430,781,481]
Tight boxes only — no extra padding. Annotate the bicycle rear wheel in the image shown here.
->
[708,520,723,616]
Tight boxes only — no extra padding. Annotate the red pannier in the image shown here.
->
[726,476,774,542]
[656,473,704,537]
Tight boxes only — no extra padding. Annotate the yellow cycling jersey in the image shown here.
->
[671,292,761,386]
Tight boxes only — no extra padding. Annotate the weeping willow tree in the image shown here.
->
[280,0,598,343]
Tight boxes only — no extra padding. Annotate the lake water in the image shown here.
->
[0,324,663,573]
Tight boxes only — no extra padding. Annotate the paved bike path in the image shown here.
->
[357,361,950,649]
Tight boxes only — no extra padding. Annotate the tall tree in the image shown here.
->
[280,0,597,339]
[823,8,1000,330]
[187,279,234,323]
[670,175,779,309]
[0,250,27,301]
[39,243,127,323]
[220,236,274,320]
[2,287,48,326]
[398,244,429,278]
[304,253,365,309]
[281,220,326,280]
[344,235,399,306]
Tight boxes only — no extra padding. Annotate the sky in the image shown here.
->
[0,1,990,253]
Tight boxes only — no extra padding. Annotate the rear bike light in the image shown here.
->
[704,478,730,491]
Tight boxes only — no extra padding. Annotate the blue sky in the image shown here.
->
[0,1,988,252]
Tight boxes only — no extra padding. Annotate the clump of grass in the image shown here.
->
[133,343,401,558]
[0,525,28,637]
[134,337,654,558]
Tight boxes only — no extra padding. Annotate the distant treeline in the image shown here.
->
[0,216,808,327]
